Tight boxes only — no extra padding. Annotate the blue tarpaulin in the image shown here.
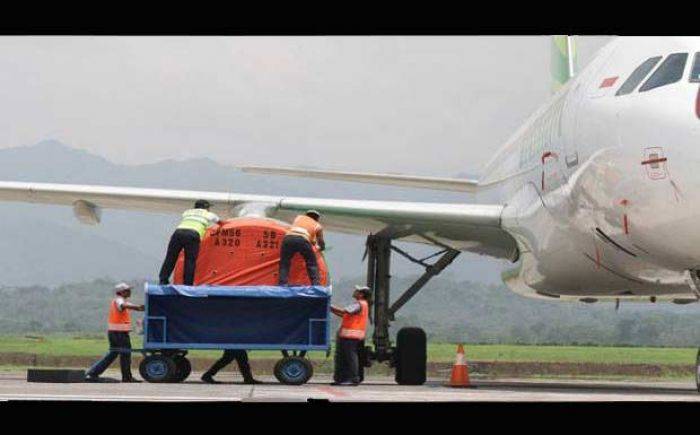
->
[145,284,331,298]
[144,284,331,350]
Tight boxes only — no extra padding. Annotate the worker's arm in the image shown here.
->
[316,229,326,251]
[330,305,346,317]
[123,302,145,311]
[208,211,222,226]
[331,301,361,317]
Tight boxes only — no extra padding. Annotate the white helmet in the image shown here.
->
[114,282,132,294]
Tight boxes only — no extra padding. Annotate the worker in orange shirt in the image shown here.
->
[331,285,371,386]
[86,283,144,382]
[278,210,325,286]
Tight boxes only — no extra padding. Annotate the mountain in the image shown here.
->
[0,140,507,286]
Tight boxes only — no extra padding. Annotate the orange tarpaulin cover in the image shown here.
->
[173,217,329,286]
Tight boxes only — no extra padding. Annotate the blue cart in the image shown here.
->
[139,283,331,385]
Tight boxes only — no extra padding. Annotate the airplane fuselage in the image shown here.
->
[481,37,700,302]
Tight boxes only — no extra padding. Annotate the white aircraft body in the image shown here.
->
[1,36,699,304]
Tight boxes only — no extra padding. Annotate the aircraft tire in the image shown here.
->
[696,349,700,393]
[394,327,427,385]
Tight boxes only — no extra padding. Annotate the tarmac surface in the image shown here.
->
[1,371,700,401]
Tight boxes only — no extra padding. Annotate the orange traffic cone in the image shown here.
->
[447,343,471,387]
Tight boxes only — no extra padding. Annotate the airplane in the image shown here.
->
[1,36,699,385]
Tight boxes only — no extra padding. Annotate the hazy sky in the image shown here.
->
[0,36,611,176]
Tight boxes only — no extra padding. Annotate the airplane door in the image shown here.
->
[541,91,576,195]
[539,83,582,210]
[562,41,620,178]
[540,150,566,193]
[562,81,584,178]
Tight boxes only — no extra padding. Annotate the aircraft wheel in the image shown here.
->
[394,327,427,385]
[695,349,700,393]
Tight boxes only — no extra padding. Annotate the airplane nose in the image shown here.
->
[614,86,700,269]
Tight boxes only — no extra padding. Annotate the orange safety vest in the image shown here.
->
[108,298,132,332]
[287,215,322,244]
[338,299,369,340]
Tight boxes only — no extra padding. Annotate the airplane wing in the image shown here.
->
[0,181,518,261]
[240,166,480,193]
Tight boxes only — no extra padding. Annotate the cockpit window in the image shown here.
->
[690,52,700,83]
[616,56,663,96]
[639,53,688,92]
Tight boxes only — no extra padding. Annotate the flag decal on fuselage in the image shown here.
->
[599,76,619,88]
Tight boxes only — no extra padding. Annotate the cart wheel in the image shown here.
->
[274,356,314,385]
[139,354,176,383]
[169,356,192,383]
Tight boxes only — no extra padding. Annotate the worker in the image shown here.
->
[159,199,221,286]
[86,283,144,382]
[278,210,325,286]
[330,285,371,386]
[201,350,263,384]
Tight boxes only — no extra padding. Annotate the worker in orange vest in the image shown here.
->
[330,285,371,386]
[278,210,325,286]
[86,283,144,382]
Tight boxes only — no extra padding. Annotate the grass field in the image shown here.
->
[0,334,697,365]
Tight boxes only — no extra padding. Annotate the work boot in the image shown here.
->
[122,378,142,383]
[85,375,100,383]
[243,378,263,385]
[201,374,221,384]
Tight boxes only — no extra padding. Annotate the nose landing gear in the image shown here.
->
[362,234,459,385]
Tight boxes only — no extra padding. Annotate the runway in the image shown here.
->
[1,371,699,401]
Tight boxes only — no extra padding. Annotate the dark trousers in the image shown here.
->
[159,228,201,285]
[203,350,255,381]
[86,331,133,380]
[334,337,361,384]
[278,235,320,285]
